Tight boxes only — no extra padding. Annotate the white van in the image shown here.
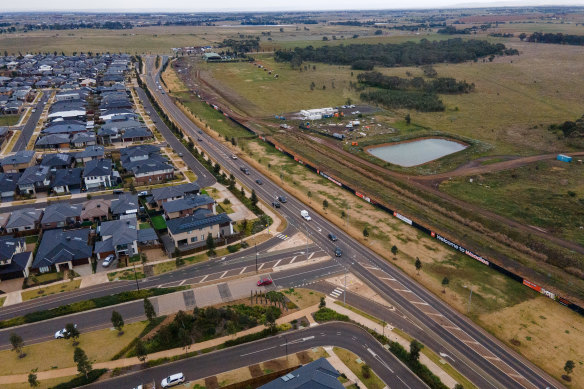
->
[161,372,185,387]
[301,210,311,221]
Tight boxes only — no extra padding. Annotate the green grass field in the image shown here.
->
[150,215,167,230]
[441,160,584,246]
[0,115,20,126]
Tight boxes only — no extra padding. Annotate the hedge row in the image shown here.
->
[50,369,107,389]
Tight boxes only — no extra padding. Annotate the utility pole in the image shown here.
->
[468,286,473,313]
[285,336,288,361]
[133,262,140,291]
[344,267,347,305]
[255,243,258,273]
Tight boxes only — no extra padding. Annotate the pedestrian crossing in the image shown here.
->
[276,233,289,240]
[330,287,344,299]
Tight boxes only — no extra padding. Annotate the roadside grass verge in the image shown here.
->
[0,287,186,330]
[333,347,386,389]
[21,280,81,302]
[107,268,146,282]
[0,322,146,374]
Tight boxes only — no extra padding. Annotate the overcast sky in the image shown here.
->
[4,0,584,12]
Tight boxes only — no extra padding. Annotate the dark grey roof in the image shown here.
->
[123,127,152,139]
[0,252,32,275]
[75,145,104,159]
[33,228,92,268]
[42,121,86,134]
[132,160,173,175]
[1,150,35,166]
[18,165,50,186]
[40,153,73,168]
[83,158,112,178]
[151,182,200,202]
[258,358,343,389]
[0,173,20,192]
[138,228,158,243]
[71,132,95,143]
[166,212,231,235]
[52,168,82,187]
[0,236,25,262]
[110,193,139,215]
[41,203,82,224]
[36,134,70,146]
[6,208,43,229]
[120,144,160,160]
[163,194,214,214]
[98,216,137,246]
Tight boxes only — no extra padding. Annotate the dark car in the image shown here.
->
[257,278,273,287]
[256,179,263,185]
[198,130,203,134]
[328,233,338,242]
[272,201,281,208]
[278,196,287,203]
[113,189,124,195]
[334,247,342,257]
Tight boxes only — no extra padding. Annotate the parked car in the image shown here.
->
[257,278,273,287]
[113,189,124,195]
[138,191,149,197]
[278,196,287,203]
[161,373,185,388]
[102,254,115,267]
[328,233,338,242]
[178,152,183,157]
[334,247,343,257]
[256,179,263,185]
[301,210,311,221]
[272,201,280,208]
[55,324,77,339]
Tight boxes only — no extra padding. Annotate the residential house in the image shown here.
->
[94,216,138,259]
[80,199,110,222]
[35,134,71,150]
[110,193,139,219]
[137,228,159,247]
[52,168,83,194]
[40,203,82,229]
[0,127,9,147]
[150,182,200,207]
[17,165,51,195]
[32,228,92,273]
[163,194,215,220]
[40,153,74,170]
[71,132,96,148]
[5,208,43,233]
[120,145,174,184]
[166,211,233,249]
[0,237,33,280]
[0,172,20,200]
[0,150,36,173]
[83,158,113,190]
[74,145,104,164]
[258,358,343,389]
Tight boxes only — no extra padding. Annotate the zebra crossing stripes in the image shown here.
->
[276,233,289,240]
[330,287,344,298]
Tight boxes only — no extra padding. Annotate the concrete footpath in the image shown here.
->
[0,303,320,384]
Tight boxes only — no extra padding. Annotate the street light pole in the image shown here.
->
[255,243,258,273]
[344,267,347,305]
[285,336,288,360]
[133,262,140,291]
[468,286,473,313]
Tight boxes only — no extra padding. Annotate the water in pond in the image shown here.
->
[367,138,467,167]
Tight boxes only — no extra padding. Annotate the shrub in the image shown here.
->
[313,308,349,322]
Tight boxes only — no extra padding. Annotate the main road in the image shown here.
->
[12,91,50,152]
[144,56,560,389]
[85,322,424,389]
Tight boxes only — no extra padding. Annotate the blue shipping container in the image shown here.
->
[557,154,573,163]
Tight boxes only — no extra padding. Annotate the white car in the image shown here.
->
[138,191,149,197]
[231,155,238,160]
[102,254,115,267]
[55,324,77,339]
[301,210,312,221]
[161,373,185,388]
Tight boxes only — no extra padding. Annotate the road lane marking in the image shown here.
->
[290,256,297,264]
[273,259,282,268]
[308,252,315,259]
[258,263,265,271]
[240,345,278,356]
[199,275,208,283]
[179,280,186,286]
[239,267,247,275]
[220,271,228,279]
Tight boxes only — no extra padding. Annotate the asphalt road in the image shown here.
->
[144,56,560,389]
[0,193,116,214]
[12,92,50,152]
[85,322,425,389]
[0,249,345,349]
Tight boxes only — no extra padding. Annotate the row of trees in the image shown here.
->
[357,71,475,94]
[549,114,584,138]
[360,89,445,112]
[523,32,584,46]
[274,39,519,69]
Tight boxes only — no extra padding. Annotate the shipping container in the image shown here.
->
[557,154,573,163]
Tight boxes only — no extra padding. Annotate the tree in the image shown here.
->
[144,297,156,322]
[405,113,411,124]
[141,252,148,264]
[409,339,424,362]
[391,245,398,257]
[64,323,80,345]
[442,277,450,293]
[341,210,346,219]
[265,307,277,330]
[178,327,192,352]
[564,360,575,380]
[363,227,369,239]
[73,347,92,379]
[175,254,184,267]
[319,297,326,309]
[129,181,136,194]
[9,333,25,358]
[206,232,216,256]
[454,385,464,389]
[362,364,371,378]
[111,311,124,334]
[415,257,422,275]
[250,189,258,208]
[226,320,238,337]
[307,191,312,203]
[519,32,527,41]
[322,199,328,211]
[28,369,39,388]
[135,339,147,364]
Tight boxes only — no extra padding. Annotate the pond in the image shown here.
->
[366,138,468,167]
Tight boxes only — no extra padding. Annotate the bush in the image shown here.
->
[51,369,107,389]
[313,308,349,322]
[227,244,240,253]
[224,327,277,347]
